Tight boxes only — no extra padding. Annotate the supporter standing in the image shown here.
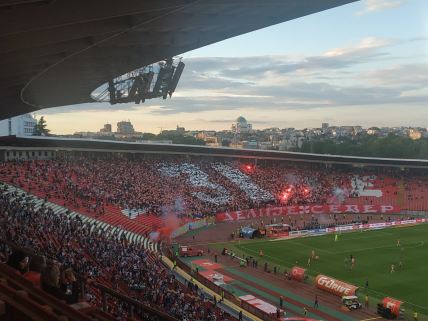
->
[41,262,65,301]
[61,268,79,304]
[7,251,29,275]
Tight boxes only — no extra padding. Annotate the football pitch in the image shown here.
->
[232,224,428,315]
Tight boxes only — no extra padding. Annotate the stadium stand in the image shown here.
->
[1,158,427,221]
[0,185,236,321]
[0,147,427,320]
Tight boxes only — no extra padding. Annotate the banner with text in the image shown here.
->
[315,274,358,297]
[216,204,400,222]
[171,218,207,238]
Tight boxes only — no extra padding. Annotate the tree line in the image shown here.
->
[298,134,428,159]
[141,132,206,145]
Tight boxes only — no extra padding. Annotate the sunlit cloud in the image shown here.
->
[323,37,391,57]
[356,0,405,15]
[38,35,428,134]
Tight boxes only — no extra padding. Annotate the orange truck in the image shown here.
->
[179,246,203,257]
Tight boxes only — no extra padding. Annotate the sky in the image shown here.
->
[39,0,428,134]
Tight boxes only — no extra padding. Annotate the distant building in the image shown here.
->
[231,116,252,134]
[367,127,380,136]
[269,134,280,147]
[338,126,354,137]
[195,131,220,147]
[353,126,363,135]
[309,129,323,138]
[196,131,215,139]
[73,131,98,137]
[204,137,220,147]
[161,125,186,136]
[100,123,112,133]
[258,141,274,150]
[408,128,422,140]
[278,132,305,150]
[322,123,329,132]
[176,125,185,135]
[229,141,244,149]
[0,114,37,137]
[242,140,258,149]
[117,121,135,134]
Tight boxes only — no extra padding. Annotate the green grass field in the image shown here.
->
[226,224,428,315]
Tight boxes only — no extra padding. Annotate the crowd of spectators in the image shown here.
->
[0,185,234,321]
[0,155,426,320]
[0,157,427,221]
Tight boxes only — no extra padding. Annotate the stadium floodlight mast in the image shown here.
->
[91,57,185,105]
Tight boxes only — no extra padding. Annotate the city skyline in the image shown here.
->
[72,117,427,135]
[37,0,428,134]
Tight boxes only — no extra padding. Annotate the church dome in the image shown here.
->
[236,116,247,124]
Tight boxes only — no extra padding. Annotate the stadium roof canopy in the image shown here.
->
[1,0,357,119]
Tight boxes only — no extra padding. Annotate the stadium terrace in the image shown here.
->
[1,135,428,321]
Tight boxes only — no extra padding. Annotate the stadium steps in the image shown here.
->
[2,174,162,237]
[0,263,97,321]
[397,179,405,208]
[0,183,158,252]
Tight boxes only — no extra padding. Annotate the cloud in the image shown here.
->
[39,101,143,115]
[188,37,395,85]
[39,36,428,132]
[356,0,405,15]
[145,77,428,116]
[195,118,269,125]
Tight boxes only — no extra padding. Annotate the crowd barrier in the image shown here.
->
[285,218,428,240]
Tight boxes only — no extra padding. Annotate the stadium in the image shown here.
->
[0,135,427,321]
[1,1,427,321]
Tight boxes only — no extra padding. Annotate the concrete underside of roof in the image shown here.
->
[0,0,358,119]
